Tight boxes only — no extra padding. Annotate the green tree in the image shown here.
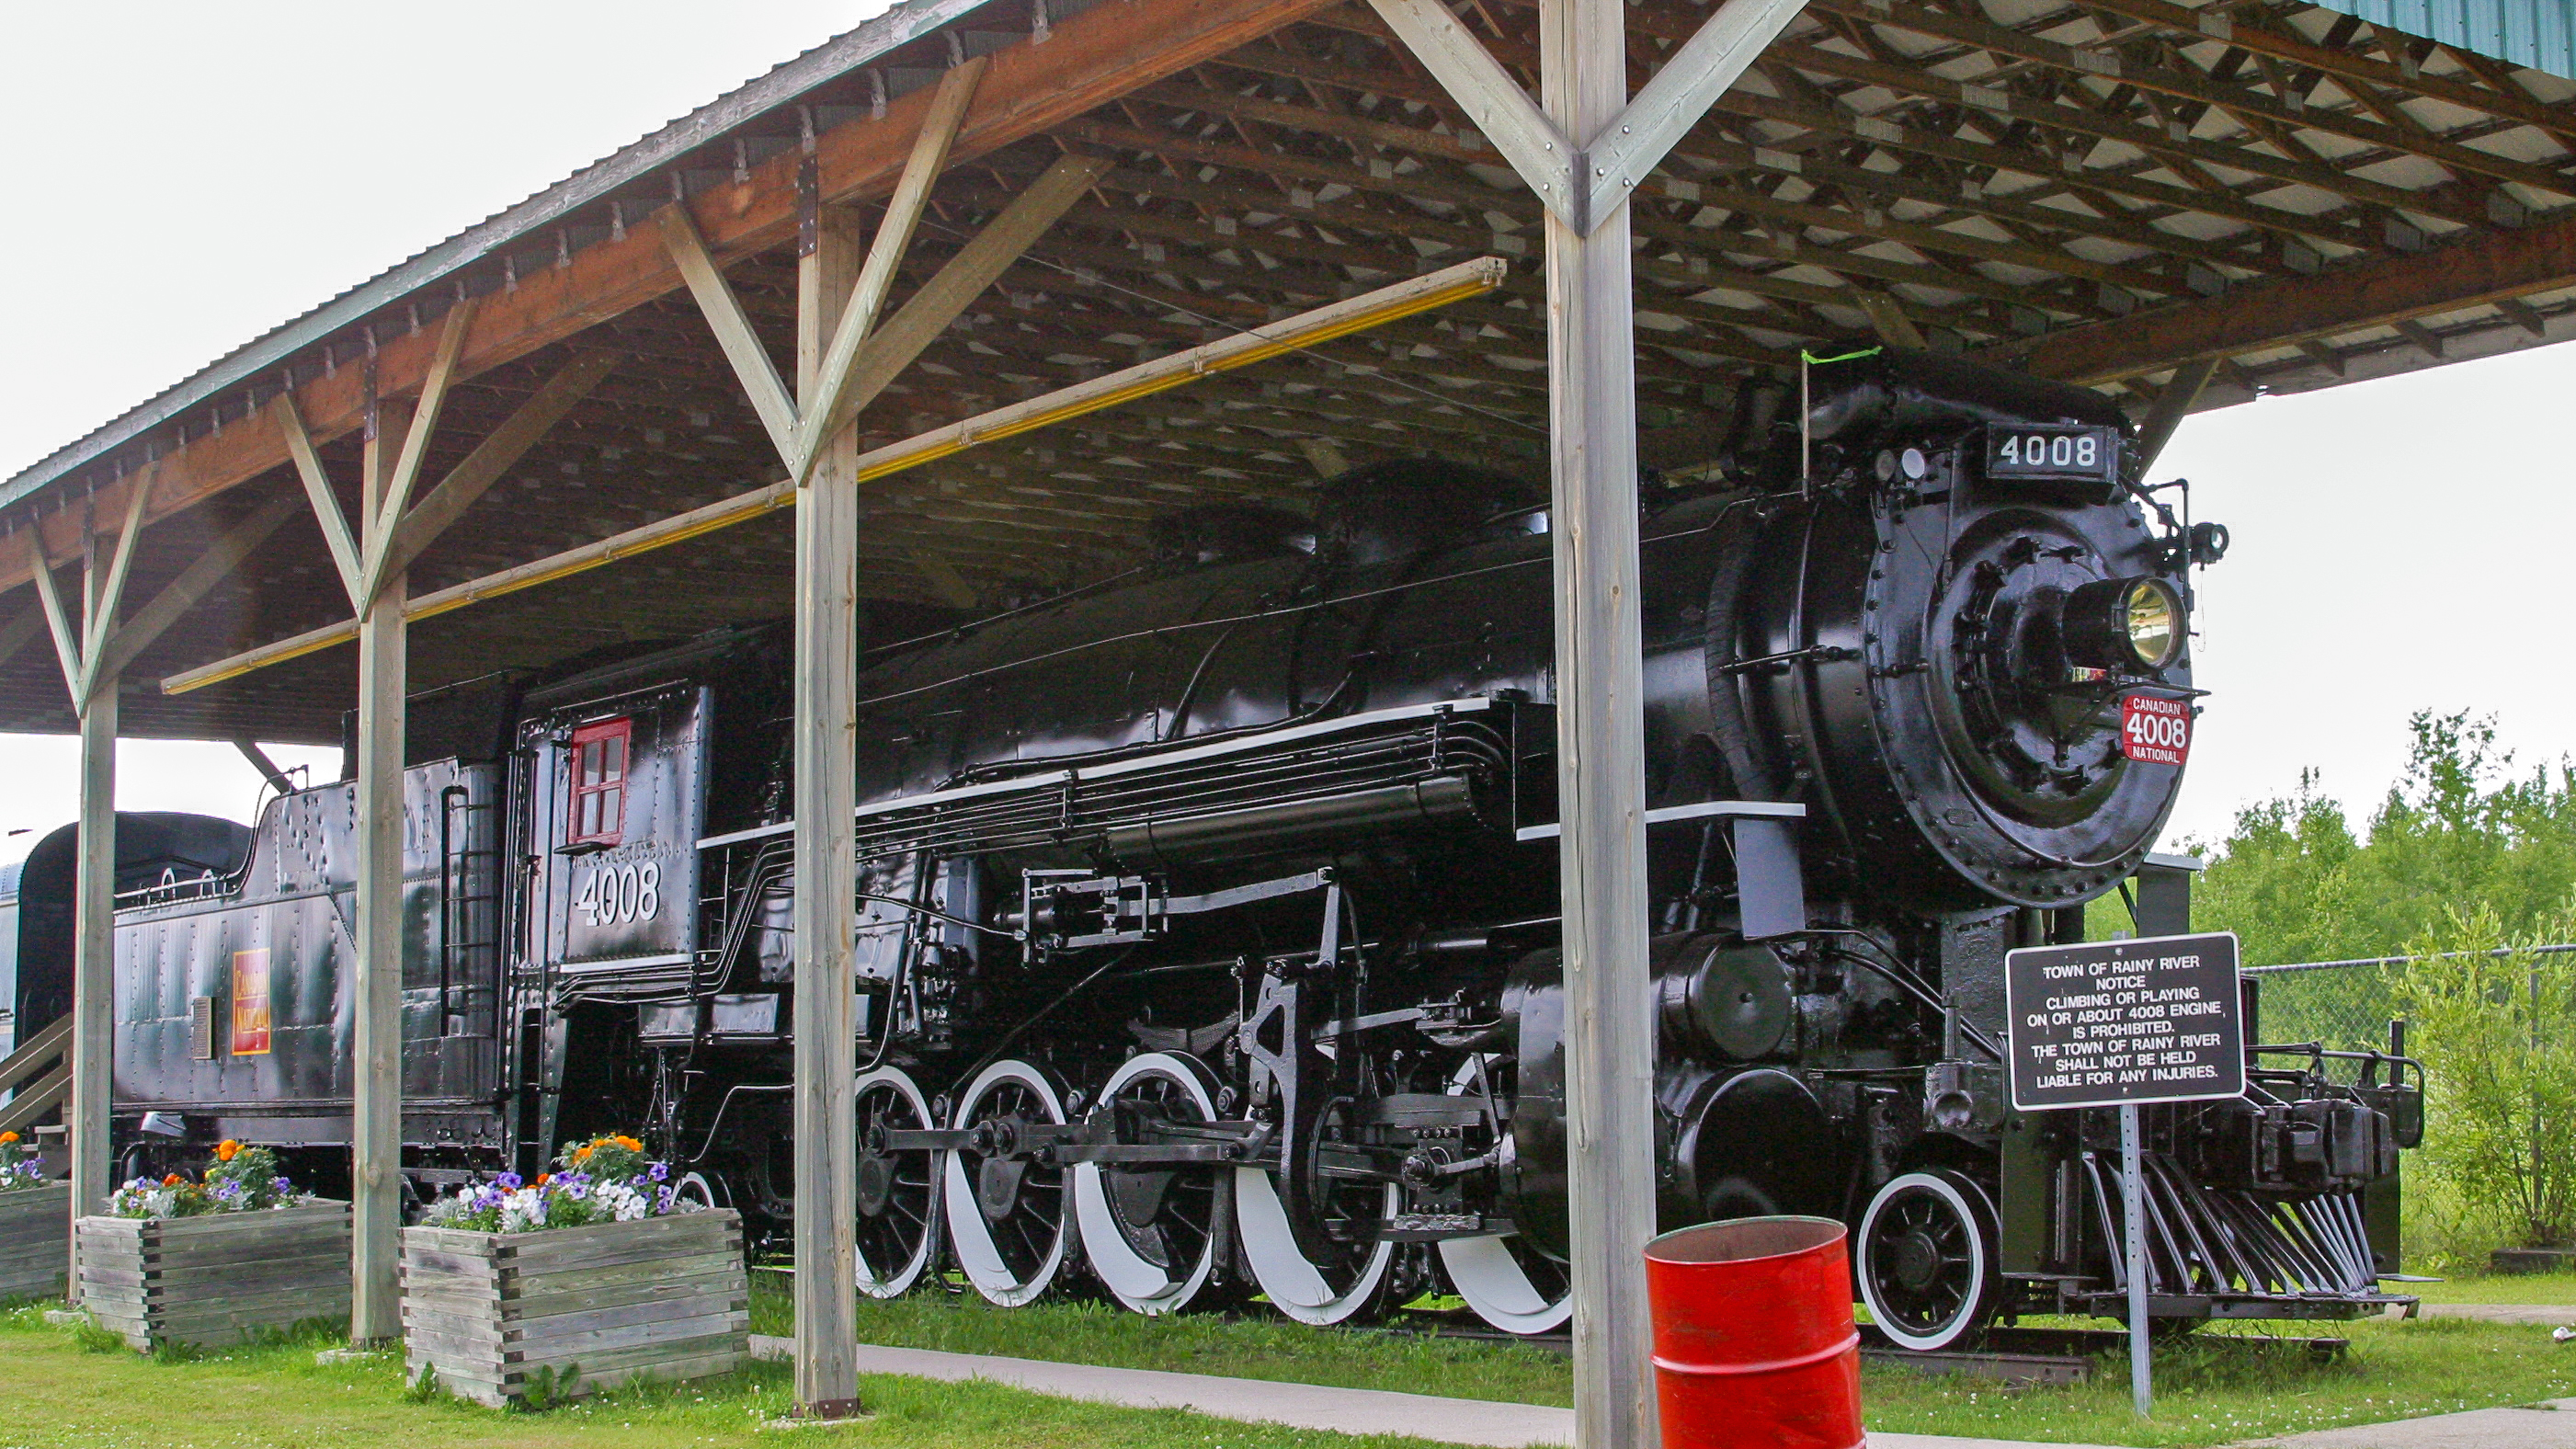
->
[2187,710,2576,968]
[2386,903,2576,1249]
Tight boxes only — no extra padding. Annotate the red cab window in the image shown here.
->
[568,718,633,845]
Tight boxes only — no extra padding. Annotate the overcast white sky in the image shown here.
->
[0,4,2568,860]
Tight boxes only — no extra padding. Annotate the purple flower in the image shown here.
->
[646,1162,669,1183]
[495,1170,523,1191]
[656,1185,676,1214]
[270,1176,293,1194]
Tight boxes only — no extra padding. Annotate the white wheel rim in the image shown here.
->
[942,1059,1075,1306]
[1233,1167,1396,1325]
[1074,1053,1222,1316]
[1857,1170,1990,1352]
[671,1171,721,1212]
[1435,1056,1571,1334]
[855,1066,940,1299]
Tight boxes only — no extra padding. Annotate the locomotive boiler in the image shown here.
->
[14,347,2419,1349]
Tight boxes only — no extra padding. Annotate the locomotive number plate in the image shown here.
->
[2120,693,2192,766]
[1983,424,2120,486]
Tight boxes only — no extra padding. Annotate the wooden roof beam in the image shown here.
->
[2003,208,2576,382]
[0,0,1347,596]
[2068,0,2576,145]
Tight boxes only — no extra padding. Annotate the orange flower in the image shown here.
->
[214,1140,242,1163]
[162,1173,185,1187]
[0,1131,17,1145]
[572,1145,594,1164]
[536,1174,552,1186]
[610,1135,642,1152]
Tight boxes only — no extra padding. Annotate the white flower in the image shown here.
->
[594,1181,650,1223]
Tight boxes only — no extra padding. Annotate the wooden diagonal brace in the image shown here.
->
[660,205,801,463]
[273,394,366,605]
[1364,0,1576,224]
[92,494,305,685]
[801,152,1108,475]
[793,59,988,476]
[363,351,621,601]
[80,469,156,678]
[27,555,84,703]
[1580,0,1808,228]
[371,300,477,548]
[1368,0,1807,234]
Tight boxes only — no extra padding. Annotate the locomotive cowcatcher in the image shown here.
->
[7,348,2422,1348]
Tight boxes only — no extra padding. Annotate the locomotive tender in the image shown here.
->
[13,348,2419,1348]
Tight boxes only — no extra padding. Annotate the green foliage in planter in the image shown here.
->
[105,1142,302,1217]
[0,1131,44,1192]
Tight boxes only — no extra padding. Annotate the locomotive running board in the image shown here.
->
[1510,797,1802,842]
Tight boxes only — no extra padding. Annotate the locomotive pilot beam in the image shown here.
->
[0,0,2561,1436]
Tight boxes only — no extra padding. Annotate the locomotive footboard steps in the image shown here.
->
[399,1208,748,1409]
[74,1201,350,1351]
[0,1184,71,1301]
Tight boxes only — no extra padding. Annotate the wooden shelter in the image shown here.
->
[6,0,2573,1436]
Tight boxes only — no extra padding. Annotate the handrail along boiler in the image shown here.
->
[15,348,2419,1345]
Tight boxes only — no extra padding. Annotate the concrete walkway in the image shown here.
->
[746,1336,2122,1448]
[2410,1302,2576,1326]
[2238,1397,2576,1447]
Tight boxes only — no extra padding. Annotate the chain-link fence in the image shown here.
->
[2247,960,2405,1055]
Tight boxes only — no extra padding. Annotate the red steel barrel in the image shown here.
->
[1644,1215,1863,1449]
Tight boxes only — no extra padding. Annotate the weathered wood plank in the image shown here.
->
[74,1203,350,1349]
[0,1185,70,1300]
[399,1209,746,1406]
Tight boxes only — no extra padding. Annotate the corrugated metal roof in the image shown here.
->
[0,0,998,512]
[2307,0,2576,79]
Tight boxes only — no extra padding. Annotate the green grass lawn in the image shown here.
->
[0,1305,1451,1449]
[6,1290,2575,1449]
[2407,1271,2576,1305]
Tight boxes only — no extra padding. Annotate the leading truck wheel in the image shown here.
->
[1857,1169,2000,1351]
[1074,1052,1228,1316]
[855,1066,940,1298]
[943,1059,1077,1306]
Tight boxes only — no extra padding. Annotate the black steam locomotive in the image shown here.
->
[7,348,2418,1348]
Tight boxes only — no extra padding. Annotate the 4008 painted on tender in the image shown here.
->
[7,348,2422,1349]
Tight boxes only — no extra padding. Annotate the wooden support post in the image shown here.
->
[25,481,154,1302]
[272,298,501,1347]
[69,672,115,1279]
[349,398,412,1347]
[791,199,866,1420]
[1545,0,1655,1442]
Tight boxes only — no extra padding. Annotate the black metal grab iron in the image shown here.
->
[4,348,2417,1348]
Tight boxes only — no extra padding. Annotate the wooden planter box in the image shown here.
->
[76,1200,350,1350]
[400,1208,747,1408]
[0,1184,71,1301]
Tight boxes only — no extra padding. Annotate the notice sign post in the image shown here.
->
[2004,931,2244,1419]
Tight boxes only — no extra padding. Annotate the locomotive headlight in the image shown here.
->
[2061,576,2187,673]
[2120,579,2182,669]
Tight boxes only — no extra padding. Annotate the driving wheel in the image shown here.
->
[942,1058,1077,1306]
[1074,1052,1230,1316]
[854,1066,940,1298]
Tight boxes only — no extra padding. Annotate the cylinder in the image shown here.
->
[1644,1215,1862,1449]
